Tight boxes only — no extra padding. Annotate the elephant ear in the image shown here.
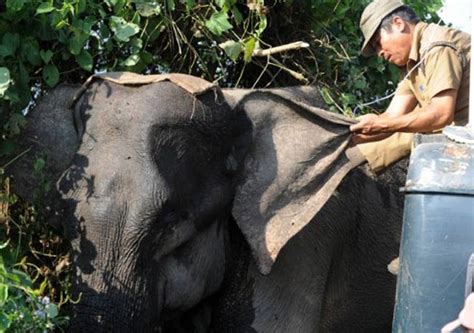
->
[5,84,79,209]
[228,87,365,275]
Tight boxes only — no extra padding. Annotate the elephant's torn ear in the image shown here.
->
[231,90,366,275]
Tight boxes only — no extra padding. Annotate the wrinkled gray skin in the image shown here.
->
[7,81,406,332]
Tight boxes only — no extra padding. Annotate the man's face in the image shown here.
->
[370,16,412,67]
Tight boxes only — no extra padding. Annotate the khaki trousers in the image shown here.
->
[358,132,414,173]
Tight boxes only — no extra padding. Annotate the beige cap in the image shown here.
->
[360,0,404,56]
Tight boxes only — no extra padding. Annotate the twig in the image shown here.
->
[251,55,270,89]
[253,41,309,57]
[1,147,32,170]
[269,57,308,83]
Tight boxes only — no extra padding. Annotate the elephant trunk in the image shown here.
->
[69,292,141,332]
[68,215,164,331]
[69,272,162,332]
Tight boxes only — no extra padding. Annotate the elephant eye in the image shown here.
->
[159,202,189,224]
[179,211,189,220]
[161,205,178,224]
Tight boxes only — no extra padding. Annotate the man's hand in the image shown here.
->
[350,114,394,145]
[351,132,392,145]
[349,114,386,135]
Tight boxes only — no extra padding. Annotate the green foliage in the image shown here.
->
[0,255,68,332]
[238,0,444,115]
[0,177,72,332]
[0,1,444,126]
[0,0,269,155]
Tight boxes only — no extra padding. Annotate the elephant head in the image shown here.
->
[7,75,404,331]
[55,79,257,331]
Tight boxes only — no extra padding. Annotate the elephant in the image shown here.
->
[6,74,407,332]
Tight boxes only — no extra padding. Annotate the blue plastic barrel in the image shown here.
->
[392,138,474,332]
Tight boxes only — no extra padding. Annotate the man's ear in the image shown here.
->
[392,16,408,33]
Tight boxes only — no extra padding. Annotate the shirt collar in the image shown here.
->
[408,22,429,64]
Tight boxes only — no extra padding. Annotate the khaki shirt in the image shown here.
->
[395,22,471,125]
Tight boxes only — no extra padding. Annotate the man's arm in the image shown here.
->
[351,92,418,144]
[351,89,457,136]
[382,90,419,118]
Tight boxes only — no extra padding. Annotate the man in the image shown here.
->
[351,0,470,172]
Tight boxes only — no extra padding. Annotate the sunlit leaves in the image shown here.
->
[109,16,140,42]
[166,0,176,11]
[68,18,94,55]
[6,0,25,12]
[36,2,56,15]
[122,54,140,67]
[135,1,161,17]
[243,37,256,63]
[219,40,242,62]
[205,12,233,36]
[45,303,58,318]
[0,68,11,97]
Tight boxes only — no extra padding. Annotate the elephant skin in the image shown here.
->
[6,79,407,332]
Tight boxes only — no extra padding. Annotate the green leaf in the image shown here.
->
[0,312,11,331]
[77,0,87,14]
[0,68,11,97]
[22,40,42,66]
[33,158,46,173]
[38,278,48,294]
[185,0,196,10]
[136,2,161,17]
[18,61,29,86]
[36,2,56,15]
[243,37,256,63]
[0,140,15,156]
[166,0,175,11]
[122,54,140,67]
[42,64,59,87]
[231,6,243,24]
[205,12,233,36]
[1,33,20,57]
[69,35,86,55]
[6,113,27,136]
[7,269,32,287]
[75,50,93,71]
[45,303,58,318]
[0,284,8,305]
[353,79,367,90]
[219,40,242,62]
[40,49,54,64]
[319,87,334,105]
[256,16,267,36]
[140,51,153,65]
[67,18,93,55]
[130,37,143,52]
[112,0,126,14]
[0,240,9,250]
[109,16,140,42]
[215,0,227,9]
[6,0,25,12]
[0,46,11,58]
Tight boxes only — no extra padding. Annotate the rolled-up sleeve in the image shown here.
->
[394,77,414,96]
[424,46,463,100]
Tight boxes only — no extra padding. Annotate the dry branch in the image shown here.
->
[253,41,310,57]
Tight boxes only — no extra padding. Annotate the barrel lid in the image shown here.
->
[405,142,474,195]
